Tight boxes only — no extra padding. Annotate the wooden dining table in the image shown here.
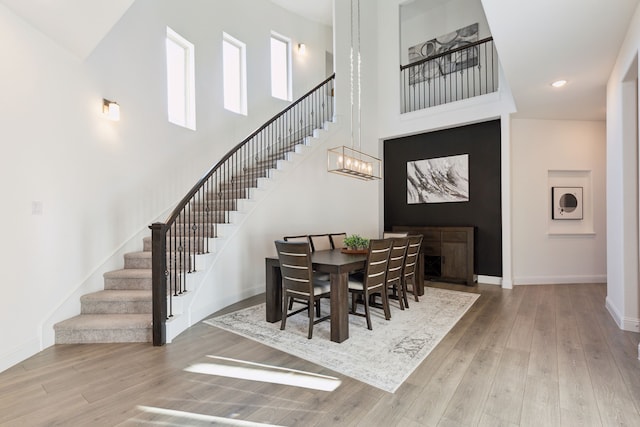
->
[265,248,424,343]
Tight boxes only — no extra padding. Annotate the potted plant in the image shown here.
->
[342,234,370,253]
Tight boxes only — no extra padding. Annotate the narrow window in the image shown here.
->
[270,33,292,101]
[222,33,247,115]
[166,27,196,130]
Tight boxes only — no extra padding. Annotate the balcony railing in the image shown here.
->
[400,37,497,113]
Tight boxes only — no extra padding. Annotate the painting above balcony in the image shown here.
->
[408,23,479,85]
[407,154,469,204]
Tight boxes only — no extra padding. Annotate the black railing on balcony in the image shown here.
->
[150,74,335,345]
[400,37,497,113]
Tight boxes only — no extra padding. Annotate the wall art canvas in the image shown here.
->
[407,154,469,204]
[552,186,583,220]
[408,23,479,85]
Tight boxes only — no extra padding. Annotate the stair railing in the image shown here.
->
[150,73,335,345]
[400,37,497,113]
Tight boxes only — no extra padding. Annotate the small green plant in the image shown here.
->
[343,234,369,250]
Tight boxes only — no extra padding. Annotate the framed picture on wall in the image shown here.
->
[407,154,469,204]
[551,186,583,220]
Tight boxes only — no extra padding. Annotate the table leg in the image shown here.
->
[416,252,425,296]
[265,259,282,323]
[330,271,349,343]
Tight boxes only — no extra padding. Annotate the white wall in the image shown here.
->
[511,119,607,285]
[0,2,99,371]
[606,5,640,333]
[375,0,610,291]
[0,0,333,373]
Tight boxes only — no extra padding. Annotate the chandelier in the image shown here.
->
[327,0,381,180]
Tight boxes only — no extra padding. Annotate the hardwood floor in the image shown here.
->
[1,283,639,426]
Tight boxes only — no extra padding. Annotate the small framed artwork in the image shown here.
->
[552,187,583,220]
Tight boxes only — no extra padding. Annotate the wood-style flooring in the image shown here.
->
[1,283,639,426]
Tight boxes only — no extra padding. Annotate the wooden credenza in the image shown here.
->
[393,226,475,286]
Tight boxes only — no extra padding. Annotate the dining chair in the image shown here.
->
[274,240,331,339]
[403,234,424,303]
[386,237,410,310]
[283,234,329,305]
[348,238,393,330]
[329,233,347,249]
[309,234,332,251]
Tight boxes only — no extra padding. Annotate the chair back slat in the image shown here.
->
[383,231,408,238]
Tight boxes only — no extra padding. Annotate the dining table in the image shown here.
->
[265,248,424,343]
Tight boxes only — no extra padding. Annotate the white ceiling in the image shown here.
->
[0,0,135,60]
[482,0,639,120]
[269,0,332,26]
[3,0,638,121]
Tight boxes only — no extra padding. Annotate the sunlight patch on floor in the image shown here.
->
[183,355,341,391]
[136,406,285,426]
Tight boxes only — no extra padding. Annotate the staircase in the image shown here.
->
[54,74,335,344]
[52,158,288,343]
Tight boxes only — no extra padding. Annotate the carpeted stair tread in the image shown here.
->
[54,314,152,344]
[54,314,151,330]
[104,269,152,279]
[80,290,152,315]
[124,251,151,269]
[81,290,151,302]
[104,269,152,290]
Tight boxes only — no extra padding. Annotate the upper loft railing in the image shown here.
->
[150,74,335,345]
[400,37,497,113]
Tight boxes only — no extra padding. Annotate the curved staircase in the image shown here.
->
[53,74,336,344]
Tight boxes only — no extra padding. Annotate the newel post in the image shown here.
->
[150,222,168,346]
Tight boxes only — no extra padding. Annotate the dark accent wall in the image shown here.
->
[383,119,502,277]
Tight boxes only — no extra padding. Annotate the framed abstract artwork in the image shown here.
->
[407,23,479,85]
[551,186,583,220]
[407,154,469,204]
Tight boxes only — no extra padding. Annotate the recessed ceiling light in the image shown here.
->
[551,80,567,88]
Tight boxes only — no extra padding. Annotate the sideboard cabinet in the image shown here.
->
[392,226,475,286]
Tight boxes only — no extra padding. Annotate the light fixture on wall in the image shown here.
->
[102,98,120,121]
[327,0,381,180]
[298,43,306,55]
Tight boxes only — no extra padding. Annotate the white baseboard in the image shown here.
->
[605,296,624,329]
[477,275,502,286]
[623,316,640,333]
[513,274,606,285]
[0,338,41,374]
[605,297,640,332]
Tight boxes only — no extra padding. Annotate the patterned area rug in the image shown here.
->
[204,287,479,393]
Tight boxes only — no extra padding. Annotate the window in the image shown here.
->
[166,27,196,130]
[222,33,247,115]
[270,33,292,101]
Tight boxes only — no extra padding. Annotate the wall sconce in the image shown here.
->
[102,98,120,121]
[298,43,306,55]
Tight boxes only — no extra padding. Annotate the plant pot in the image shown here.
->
[341,248,368,254]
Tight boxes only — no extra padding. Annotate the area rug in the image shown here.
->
[204,287,479,393]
